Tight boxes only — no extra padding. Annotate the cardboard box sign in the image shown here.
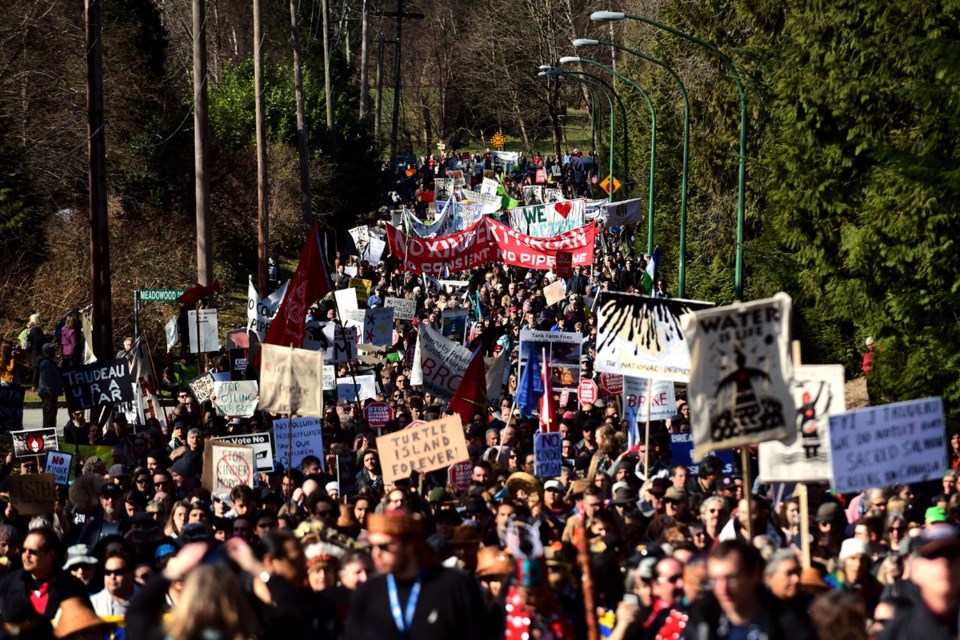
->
[376,415,470,484]
[202,443,256,493]
[8,474,57,516]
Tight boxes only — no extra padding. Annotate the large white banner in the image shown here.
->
[594,293,714,381]
[404,202,461,238]
[682,294,794,461]
[623,377,677,424]
[459,189,502,215]
[598,197,644,226]
[247,277,289,339]
[829,397,945,494]
[413,323,472,401]
[759,364,846,483]
[508,199,586,237]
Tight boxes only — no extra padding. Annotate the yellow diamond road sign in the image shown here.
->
[600,176,622,194]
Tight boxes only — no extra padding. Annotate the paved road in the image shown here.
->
[21,406,70,431]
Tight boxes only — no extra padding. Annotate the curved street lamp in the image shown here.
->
[592,10,747,300]
[573,38,690,297]
[561,55,657,256]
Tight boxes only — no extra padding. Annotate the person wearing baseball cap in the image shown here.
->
[879,523,960,639]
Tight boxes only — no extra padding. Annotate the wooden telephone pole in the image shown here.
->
[254,0,269,297]
[380,0,423,169]
[290,0,312,233]
[193,0,213,287]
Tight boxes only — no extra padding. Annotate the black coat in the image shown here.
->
[683,589,814,640]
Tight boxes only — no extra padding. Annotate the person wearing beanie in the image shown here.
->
[345,509,491,639]
[826,537,883,614]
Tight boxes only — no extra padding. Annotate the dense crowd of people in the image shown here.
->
[0,153,954,640]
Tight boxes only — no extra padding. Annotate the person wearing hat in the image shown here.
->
[0,528,90,631]
[814,500,846,554]
[33,342,62,430]
[447,525,482,572]
[62,545,99,592]
[879,523,960,639]
[77,483,127,548]
[345,510,492,639]
[53,597,118,640]
[168,456,197,499]
[826,537,882,614]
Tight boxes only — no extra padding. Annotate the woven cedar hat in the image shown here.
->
[366,510,424,539]
[54,598,117,639]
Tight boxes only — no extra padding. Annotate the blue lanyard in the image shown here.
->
[387,570,423,639]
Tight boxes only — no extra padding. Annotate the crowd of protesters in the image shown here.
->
[0,154,955,640]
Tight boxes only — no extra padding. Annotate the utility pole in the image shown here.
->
[380,0,423,169]
[85,0,112,360]
[375,33,384,143]
[193,0,212,287]
[254,0,269,297]
[290,0,312,232]
[321,0,334,131]
[359,0,370,117]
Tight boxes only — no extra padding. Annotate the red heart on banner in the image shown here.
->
[554,202,572,218]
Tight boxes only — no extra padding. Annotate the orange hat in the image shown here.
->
[54,598,117,639]
[366,510,424,539]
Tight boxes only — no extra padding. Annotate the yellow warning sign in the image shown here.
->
[599,176,622,194]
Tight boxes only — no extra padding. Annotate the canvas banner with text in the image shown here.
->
[259,344,324,417]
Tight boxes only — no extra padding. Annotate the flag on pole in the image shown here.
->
[260,222,331,350]
[449,347,489,426]
[640,246,660,294]
[516,342,543,419]
[538,347,557,433]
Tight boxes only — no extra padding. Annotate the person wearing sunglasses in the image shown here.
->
[90,551,135,617]
[345,510,491,640]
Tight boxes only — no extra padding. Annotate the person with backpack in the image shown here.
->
[34,342,63,429]
[20,313,46,369]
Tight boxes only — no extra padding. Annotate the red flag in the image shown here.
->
[177,281,221,305]
[260,223,331,349]
[449,347,488,426]
[539,347,557,432]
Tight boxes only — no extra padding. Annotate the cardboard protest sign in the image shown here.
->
[376,415,469,484]
[8,474,56,516]
[188,373,216,404]
[45,451,73,485]
[259,344,324,417]
[334,288,359,313]
[385,297,416,321]
[594,293,714,382]
[759,364,846,483]
[247,276,289,339]
[349,279,373,305]
[534,432,562,478]
[11,428,58,458]
[336,374,377,403]
[0,386,25,431]
[62,360,134,411]
[272,417,325,471]
[670,433,735,476]
[385,217,597,276]
[213,433,273,472]
[519,330,582,393]
[212,380,259,417]
[508,199,586,237]
[202,442,255,492]
[543,280,566,307]
[413,323,472,401]
[187,309,219,353]
[829,396,945,494]
[441,309,468,345]
[623,377,677,428]
[682,294,795,461]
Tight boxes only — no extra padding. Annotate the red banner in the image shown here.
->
[386,217,596,275]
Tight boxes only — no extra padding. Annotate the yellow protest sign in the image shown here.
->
[349,278,373,305]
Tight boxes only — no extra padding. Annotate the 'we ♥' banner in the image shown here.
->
[386,216,596,276]
[507,199,586,237]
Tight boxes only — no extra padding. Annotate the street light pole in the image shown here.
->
[592,10,747,300]
[561,55,656,256]
[574,38,690,297]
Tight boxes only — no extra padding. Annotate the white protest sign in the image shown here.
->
[323,364,336,391]
[480,177,499,196]
[189,373,216,404]
[247,277,289,339]
[334,288,359,313]
[164,317,179,351]
[272,417,325,471]
[682,294,795,461]
[344,265,358,277]
[623,377,677,423]
[325,324,358,363]
[415,323,472,401]
[385,297,416,321]
[534,432,562,478]
[213,433,273,472]
[44,451,73,485]
[364,236,386,265]
[259,344,324,417]
[187,309,220,353]
[203,443,255,492]
[829,397,945,494]
[376,415,469,484]
[337,374,377,402]
[212,380,259,417]
[759,364,846,483]
[11,428,58,458]
[348,226,370,254]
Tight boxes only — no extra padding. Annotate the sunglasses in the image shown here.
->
[103,569,128,577]
[371,542,395,552]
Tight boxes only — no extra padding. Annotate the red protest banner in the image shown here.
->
[386,217,596,276]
